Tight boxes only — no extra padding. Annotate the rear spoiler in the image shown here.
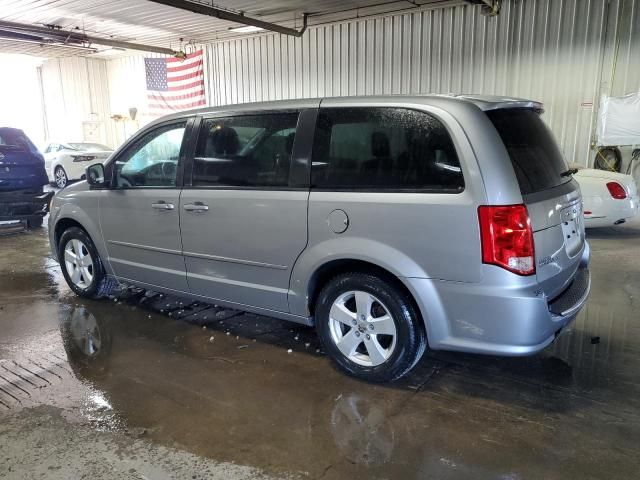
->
[455,95,544,113]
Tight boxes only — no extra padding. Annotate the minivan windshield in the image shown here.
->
[486,108,570,195]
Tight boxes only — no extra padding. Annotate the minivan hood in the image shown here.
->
[55,179,89,198]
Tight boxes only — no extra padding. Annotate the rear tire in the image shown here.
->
[54,166,68,188]
[315,272,427,382]
[58,227,117,299]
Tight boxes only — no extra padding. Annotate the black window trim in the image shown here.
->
[182,108,315,191]
[309,106,466,194]
[105,116,196,190]
[309,185,465,194]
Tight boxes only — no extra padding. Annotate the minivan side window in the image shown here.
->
[192,113,299,188]
[114,122,186,188]
[311,108,464,191]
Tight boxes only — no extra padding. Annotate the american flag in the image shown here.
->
[145,50,206,115]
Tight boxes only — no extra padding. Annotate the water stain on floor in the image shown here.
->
[1,222,640,479]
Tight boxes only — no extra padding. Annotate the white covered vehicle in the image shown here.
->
[572,165,639,228]
[43,142,113,188]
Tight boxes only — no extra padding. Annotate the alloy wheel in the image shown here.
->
[328,290,397,367]
[55,168,67,188]
[64,239,94,289]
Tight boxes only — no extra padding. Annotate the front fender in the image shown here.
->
[49,191,113,275]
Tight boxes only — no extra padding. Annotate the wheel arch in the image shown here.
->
[51,204,113,276]
[306,258,421,319]
[53,161,66,174]
[310,258,432,380]
[53,217,87,253]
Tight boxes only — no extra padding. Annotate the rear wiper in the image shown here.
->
[560,168,579,177]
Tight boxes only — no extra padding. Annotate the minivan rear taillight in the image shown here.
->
[478,205,535,276]
[606,182,627,199]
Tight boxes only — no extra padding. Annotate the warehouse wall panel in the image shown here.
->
[40,57,117,147]
[43,0,638,162]
[199,0,638,165]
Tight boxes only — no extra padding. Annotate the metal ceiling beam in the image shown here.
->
[0,30,50,43]
[0,30,98,52]
[147,0,308,37]
[0,20,179,55]
[464,0,501,15]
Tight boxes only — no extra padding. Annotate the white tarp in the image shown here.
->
[597,92,640,146]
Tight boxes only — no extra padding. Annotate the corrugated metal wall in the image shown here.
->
[105,54,165,146]
[41,57,116,147]
[608,0,640,95]
[49,0,639,164]
[203,0,639,165]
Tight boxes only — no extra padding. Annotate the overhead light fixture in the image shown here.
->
[228,25,264,33]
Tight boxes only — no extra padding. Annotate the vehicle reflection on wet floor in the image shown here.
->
[1,225,640,479]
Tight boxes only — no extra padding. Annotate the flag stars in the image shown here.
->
[145,58,168,91]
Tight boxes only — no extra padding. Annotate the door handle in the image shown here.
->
[152,201,175,211]
[183,202,209,213]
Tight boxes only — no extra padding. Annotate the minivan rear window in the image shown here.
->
[486,109,570,195]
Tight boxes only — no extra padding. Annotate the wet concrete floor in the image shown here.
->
[0,221,639,479]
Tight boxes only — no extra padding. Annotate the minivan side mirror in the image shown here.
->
[86,163,106,188]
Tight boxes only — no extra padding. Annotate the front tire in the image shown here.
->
[58,227,115,298]
[316,272,427,382]
[54,166,68,188]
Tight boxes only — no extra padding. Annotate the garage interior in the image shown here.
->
[1,0,640,478]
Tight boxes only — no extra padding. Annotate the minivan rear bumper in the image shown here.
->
[405,241,591,356]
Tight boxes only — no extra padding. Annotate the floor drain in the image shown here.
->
[0,356,71,410]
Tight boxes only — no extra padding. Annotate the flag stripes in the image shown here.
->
[145,50,206,115]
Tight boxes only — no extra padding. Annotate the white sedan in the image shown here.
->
[572,165,639,227]
[43,142,113,188]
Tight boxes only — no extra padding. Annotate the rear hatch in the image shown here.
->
[0,129,48,191]
[486,109,585,300]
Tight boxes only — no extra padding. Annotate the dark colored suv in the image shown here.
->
[0,127,52,228]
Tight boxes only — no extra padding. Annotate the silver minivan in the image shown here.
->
[49,95,591,382]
